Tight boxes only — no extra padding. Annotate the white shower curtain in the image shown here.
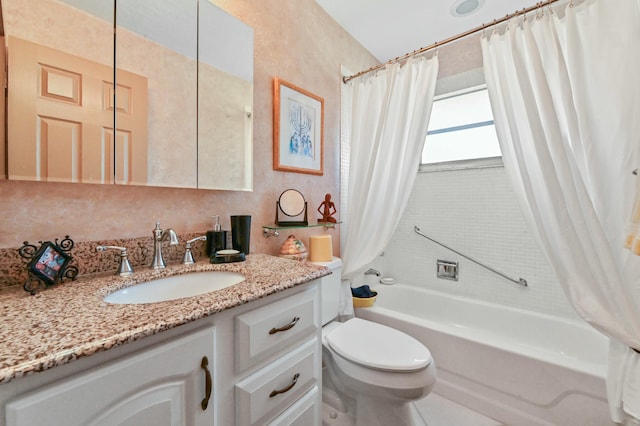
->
[342,57,439,279]
[481,0,640,421]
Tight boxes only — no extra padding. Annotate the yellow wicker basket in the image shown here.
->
[352,295,377,308]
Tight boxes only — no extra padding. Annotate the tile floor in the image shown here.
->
[414,393,503,426]
[322,391,502,426]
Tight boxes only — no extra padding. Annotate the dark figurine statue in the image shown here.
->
[317,193,337,223]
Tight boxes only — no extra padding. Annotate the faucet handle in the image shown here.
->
[183,236,207,265]
[96,245,134,276]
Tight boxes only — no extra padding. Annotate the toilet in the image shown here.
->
[311,258,436,426]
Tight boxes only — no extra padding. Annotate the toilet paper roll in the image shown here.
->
[309,235,333,262]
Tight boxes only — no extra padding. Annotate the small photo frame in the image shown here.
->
[27,241,71,285]
[273,78,324,175]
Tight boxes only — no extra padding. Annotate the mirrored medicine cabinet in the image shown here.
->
[2,0,253,191]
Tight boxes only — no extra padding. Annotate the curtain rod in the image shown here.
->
[343,0,564,84]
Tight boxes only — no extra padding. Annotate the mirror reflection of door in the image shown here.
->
[3,0,115,183]
[8,36,113,184]
[2,0,253,190]
[6,36,148,184]
[113,70,149,186]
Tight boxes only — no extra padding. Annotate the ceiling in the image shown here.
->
[315,0,538,63]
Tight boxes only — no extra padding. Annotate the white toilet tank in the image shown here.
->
[310,257,342,325]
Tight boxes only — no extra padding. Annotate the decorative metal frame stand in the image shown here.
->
[18,236,79,295]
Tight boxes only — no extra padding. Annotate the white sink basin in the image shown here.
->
[103,271,245,304]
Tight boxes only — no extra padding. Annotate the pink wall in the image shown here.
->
[0,0,378,256]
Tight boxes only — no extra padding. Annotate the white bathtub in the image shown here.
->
[355,284,612,426]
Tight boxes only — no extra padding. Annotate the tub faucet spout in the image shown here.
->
[151,221,179,269]
[364,268,381,276]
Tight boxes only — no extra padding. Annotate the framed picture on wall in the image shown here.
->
[273,78,324,175]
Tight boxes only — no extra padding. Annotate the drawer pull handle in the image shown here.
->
[201,356,212,410]
[269,316,300,335]
[269,373,300,398]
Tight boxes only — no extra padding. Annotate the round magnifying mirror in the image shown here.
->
[279,189,306,217]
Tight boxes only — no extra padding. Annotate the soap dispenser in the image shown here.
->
[206,215,227,257]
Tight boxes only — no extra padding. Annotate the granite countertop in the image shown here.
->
[0,254,330,384]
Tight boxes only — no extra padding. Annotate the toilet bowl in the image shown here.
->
[322,319,436,426]
[312,258,437,426]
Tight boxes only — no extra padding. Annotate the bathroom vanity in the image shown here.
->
[0,254,327,425]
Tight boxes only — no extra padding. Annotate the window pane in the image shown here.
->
[422,125,501,164]
[428,89,494,130]
[422,86,502,165]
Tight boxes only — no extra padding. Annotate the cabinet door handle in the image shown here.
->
[201,356,212,410]
[269,316,300,335]
[269,373,300,398]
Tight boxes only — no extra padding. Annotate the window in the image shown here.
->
[421,85,501,166]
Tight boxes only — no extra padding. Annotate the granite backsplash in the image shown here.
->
[0,232,210,289]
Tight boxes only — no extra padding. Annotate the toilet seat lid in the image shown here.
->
[326,318,432,372]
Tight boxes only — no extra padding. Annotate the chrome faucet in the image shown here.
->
[364,268,381,276]
[151,221,179,269]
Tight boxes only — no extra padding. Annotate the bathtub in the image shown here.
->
[355,284,612,426]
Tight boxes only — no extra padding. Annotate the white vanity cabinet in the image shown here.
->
[5,326,216,426]
[234,287,321,425]
[0,278,322,426]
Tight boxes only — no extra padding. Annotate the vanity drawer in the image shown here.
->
[235,338,320,425]
[267,387,320,426]
[235,286,319,371]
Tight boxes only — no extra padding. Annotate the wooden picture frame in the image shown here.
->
[273,78,324,175]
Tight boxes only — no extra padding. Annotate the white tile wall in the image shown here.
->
[374,165,580,320]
